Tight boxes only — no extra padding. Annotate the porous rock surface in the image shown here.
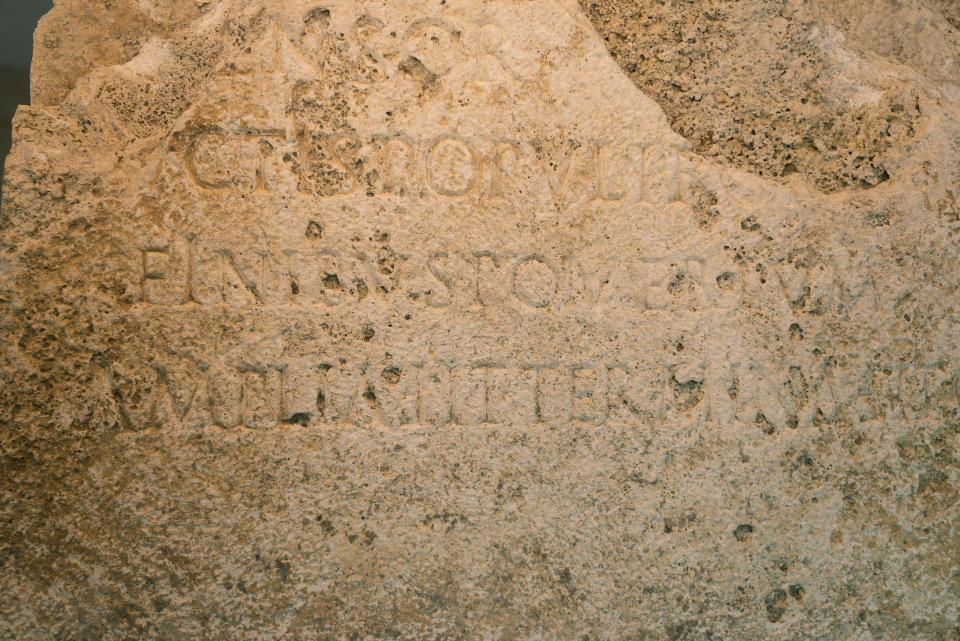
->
[584,0,960,192]
[1,0,959,639]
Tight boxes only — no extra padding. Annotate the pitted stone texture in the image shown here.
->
[30,0,211,107]
[583,0,960,192]
[2,1,960,640]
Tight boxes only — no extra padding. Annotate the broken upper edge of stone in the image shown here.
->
[16,0,957,209]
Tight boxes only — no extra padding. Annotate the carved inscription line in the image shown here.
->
[108,357,956,432]
[180,127,685,207]
[293,10,543,85]
[137,241,739,312]
[136,239,881,320]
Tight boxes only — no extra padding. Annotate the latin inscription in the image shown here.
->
[162,5,683,207]
[121,5,939,442]
[176,128,681,208]
[108,354,958,432]
[134,235,881,321]
[136,239,735,313]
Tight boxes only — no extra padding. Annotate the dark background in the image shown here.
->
[1,0,55,185]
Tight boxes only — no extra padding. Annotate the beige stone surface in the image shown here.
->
[2,0,959,639]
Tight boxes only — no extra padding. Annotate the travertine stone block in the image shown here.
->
[2,1,959,639]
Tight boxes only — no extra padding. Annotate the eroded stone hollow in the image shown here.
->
[583,0,960,192]
[1,1,959,639]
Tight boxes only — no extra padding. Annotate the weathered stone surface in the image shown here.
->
[1,1,959,639]
[584,0,960,192]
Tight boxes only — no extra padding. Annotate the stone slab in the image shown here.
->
[2,1,959,639]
